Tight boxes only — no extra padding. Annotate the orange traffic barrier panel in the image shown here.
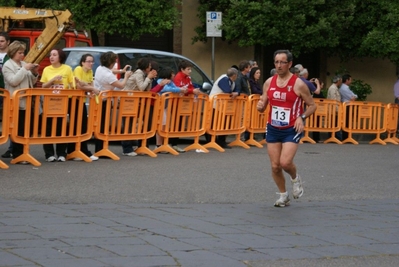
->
[9,88,94,166]
[383,103,399,144]
[342,101,386,145]
[301,99,343,144]
[154,93,209,155]
[245,94,268,148]
[0,89,10,169]
[93,91,160,159]
[204,94,249,152]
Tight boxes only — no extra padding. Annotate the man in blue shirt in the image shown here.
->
[298,68,322,95]
[207,68,239,148]
[340,74,357,102]
[340,74,357,140]
[210,68,238,95]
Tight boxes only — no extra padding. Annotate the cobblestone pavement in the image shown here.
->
[1,198,398,267]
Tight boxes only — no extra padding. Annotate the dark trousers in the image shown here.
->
[43,116,67,158]
[121,104,154,151]
[341,105,350,141]
[12,109,34,158]
[204,109,228,146]
[66,99,93,157]
[94,102,108,153]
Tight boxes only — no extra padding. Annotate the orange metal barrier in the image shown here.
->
[204,94,249,152]
[384,103,399,144]
[342,101,386,145]
[0,89,10,169]
[301,99,343,144]
[93,91,160,159]
[9,88,94,166]
[154,93,209,155]
[245,94,268,148]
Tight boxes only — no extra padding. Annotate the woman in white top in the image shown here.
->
[2,41,39,162]
[93,52,132,154]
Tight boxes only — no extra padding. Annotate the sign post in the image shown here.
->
[206,11,222,81]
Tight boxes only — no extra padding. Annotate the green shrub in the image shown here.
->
[334,67,373,101]
[350,79,373,101]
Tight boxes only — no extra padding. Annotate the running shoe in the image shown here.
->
[154,145,169,154]
[274,192,290,207]
[90,155,99,161]
[122,151,137,157]
[57,156,66,162]
[291,175,304,199]
[172,145,185,153]
[46,156,57,162]
[1,150,12,158]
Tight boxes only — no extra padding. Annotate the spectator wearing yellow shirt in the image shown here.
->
[40,49,74,162]
[67,54,99,161]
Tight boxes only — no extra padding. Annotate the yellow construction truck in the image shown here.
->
[1,6,92,73]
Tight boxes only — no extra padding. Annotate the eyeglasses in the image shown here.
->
[274,61,289,65]
[85,61,94,63]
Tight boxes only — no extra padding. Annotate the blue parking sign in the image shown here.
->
[206,11,222,37]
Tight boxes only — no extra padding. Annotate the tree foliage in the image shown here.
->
[1,0,181,41]
[194,0,399,64]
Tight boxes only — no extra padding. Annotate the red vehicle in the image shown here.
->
[2,7,92,82]
[9,30,92,77]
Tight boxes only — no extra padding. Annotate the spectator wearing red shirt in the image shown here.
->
[170,60,201,153]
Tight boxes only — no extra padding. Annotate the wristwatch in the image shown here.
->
[301,114,306,120]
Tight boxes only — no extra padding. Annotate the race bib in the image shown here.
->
[271,105,291,127]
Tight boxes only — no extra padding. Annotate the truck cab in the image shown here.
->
[1,7,92,78]
[9,29,92,77]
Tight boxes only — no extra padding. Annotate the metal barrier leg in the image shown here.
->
[94,140,120,160]
[66,139,92,162]
[324,134,343,145]
[153,137,179,155]
[229,134,250,149]
[203,134,225,152]
[342,132,359,145]
[136,139,158,158]
[259,140,267,145]
[0,160,9,169]
[300,129,316,144]
[244,132,263,148]
[10,144,41,166]
[369,133,386,145]
[184,136,209,153]
[67,151,92,162]
[383,132,399,144]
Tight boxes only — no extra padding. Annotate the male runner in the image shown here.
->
[257,50,317,207]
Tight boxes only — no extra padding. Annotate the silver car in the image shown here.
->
[63,46,213,93]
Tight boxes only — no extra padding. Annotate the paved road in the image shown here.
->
[0,140,398,266]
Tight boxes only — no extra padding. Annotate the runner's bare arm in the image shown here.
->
[257,77,272,112]
[298,80,317,117]
[293,79,317,133]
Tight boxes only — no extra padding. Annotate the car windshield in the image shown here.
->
[64,50,212,92]
[64,51,102,73]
